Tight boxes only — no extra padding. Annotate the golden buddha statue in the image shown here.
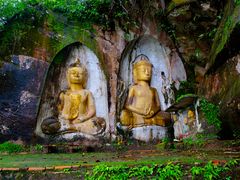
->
[120,57,171,129]
[57,59,106,135]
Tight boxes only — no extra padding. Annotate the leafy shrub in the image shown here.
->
[0,0,132,31]
[190,160,238,180]
[156,162,183,180]
[33,144,43,152]
[175,81,196,100]
[183,137,205,149]
[86,163,183,179]
[200,99,221,130]
[0,141,24,153]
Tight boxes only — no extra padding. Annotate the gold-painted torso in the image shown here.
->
[61,90,90,120]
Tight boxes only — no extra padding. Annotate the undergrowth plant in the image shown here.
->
[85,163,183,180]
[183,137,205,149]
[32,144,43,152]
[191,160,239,180]
[0,141,24,153]
[200,99,221,130]
[156,162,183,180]
[85,160,239,180]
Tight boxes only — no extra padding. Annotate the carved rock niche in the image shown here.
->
[35,42,109,141]
[117,35,186,142]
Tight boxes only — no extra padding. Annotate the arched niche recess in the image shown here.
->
[117,35,186,141]
[35,42,109,140]
[118,35,186,112]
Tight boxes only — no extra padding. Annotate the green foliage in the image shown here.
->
[62,168,71,174]
[0,141,24,153]
[86,163,183,179]
[86,165,129,180]
[86,161,238,179]
[176,93,197,103]
[235,0,240,5]
[198,15,221,42]
[175,81,196,99]
[225,159,239,167]
[0,0,133,31]
[183,137,205,149]
[0,0,27,28]
[200,99,221,130]
[33,144,43,152]
[198,28,217,41]
[195,133,218,140]
[156,137,175,150]
[156,162,183,180]
[191,160,239,180]
[208,1,240,69]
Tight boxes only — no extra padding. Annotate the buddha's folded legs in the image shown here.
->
[72,117,106,135]
[120,109,133,127]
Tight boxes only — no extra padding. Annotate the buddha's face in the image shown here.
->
[67,67,85,84]
[135,64,152,81]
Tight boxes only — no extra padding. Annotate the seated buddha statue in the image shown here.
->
[57,59,106,135]
[120,57,171,129]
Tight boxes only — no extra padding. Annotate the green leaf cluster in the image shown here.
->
[191,160,238,180]
[175,81,196,99]
[0,0,26,28]
[0,141,24,153]
[32,144,44,152]
[183,137,205,149]
[0,0,132,31]
[208,0,240,69]
[86,163,183,180]
[200,99,221,130]
[157,162,183,180]
[85,160,238,179]
[235,0,240,6]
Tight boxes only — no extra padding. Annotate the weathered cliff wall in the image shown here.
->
[0,0,239,142]
[0,6,180,142]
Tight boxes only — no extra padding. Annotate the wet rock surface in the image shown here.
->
[198,55,240,136]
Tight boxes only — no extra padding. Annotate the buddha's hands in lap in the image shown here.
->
[72,115,89,123]
[144,106,160,119]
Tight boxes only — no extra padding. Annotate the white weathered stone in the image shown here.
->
[120,35,186,111]
[35,44,109,139]
[119,35,187,142]
[132,126,168,142]
[66,46,109,125]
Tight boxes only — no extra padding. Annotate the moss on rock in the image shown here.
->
[208,0,240,70]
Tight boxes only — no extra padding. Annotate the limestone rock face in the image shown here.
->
[0,55,49,142]
[0,7,188,143]
[198,55,240,136]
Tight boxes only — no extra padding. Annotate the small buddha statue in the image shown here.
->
[120,57,171,129]
[184,110,195,128]
[57,59,106,135]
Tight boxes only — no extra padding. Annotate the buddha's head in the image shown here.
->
[133,56,152,83]
[67,58,88,88]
